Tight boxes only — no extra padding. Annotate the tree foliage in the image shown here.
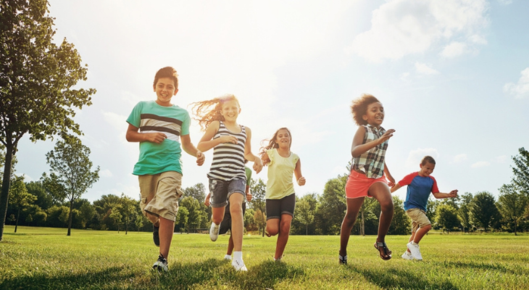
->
[0,0,96,240]
[470,192,501,232]
[512,147,529,195]
[8,175,36,232]
[295,199,314,235]
[45,135,100,236]
[435,203,460,233]
[496,184,527,235]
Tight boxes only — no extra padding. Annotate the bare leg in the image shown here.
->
[368,182,394,243]
[266,218,280,237]
[413,224,432,244]
[211,206,226,225]
[274,214,293,260]
[339,197,364,257]
[227,234,234,255]
[229,194,244,252]
[159,217,174,259]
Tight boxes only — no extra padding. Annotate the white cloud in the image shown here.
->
[453,154,467,163]
[100,169,113,178]
[405,148,439,169]
[441,41,468,58]
[504,68,529,99]
[415,62,439,75]
[349,0,488,62]
[496,155,507,163]
[497,0,512,5]
[471,161,490,168]
[103,111,127,131]
[21,174,33,182]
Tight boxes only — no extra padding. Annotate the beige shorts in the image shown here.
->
[139,171,184,225]
[406,208,431,233]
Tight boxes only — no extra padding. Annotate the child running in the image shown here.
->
[339,94,396,264]
[193,94,262,271]
[204,161,252,260]
[126,67,205,272]
[391,156,458,261]
[260,127,305,262]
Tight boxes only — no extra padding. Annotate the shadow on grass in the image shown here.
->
[350,267,458,290]
[0,267,135,290]
[439,260,508,272]
[154,259,305,289]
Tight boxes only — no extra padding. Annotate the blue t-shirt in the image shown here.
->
[126,101,190,175]
[398,172,440,211]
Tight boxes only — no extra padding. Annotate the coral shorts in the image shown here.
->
[345,170,388,199]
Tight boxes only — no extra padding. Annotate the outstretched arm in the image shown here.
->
[126,124,167,143]
[294,159,305,186]
[181,134,205,166]
[383,162,395,187]
[351,126,395,158]
[390,184,402,193]
[261,151,270,166]
[243,127,263,174]
[433,190,458,199]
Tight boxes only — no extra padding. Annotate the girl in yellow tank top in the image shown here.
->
[260,127,305,261]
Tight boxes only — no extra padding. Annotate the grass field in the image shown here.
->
[1,226,528,290]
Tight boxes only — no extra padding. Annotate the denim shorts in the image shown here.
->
[209,178,246,208]
[266,193,296,220]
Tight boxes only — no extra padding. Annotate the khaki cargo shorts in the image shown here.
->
[138,171,184,225]
[406,208,431,233]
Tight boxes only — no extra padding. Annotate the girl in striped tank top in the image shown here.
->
[339,94,396,264]
[192,94,262,272]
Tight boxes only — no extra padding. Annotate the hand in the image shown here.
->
[246,192,252,202]
[145,132,167,144]
[297,177,306,186]
[378,129,395,144]
[196,150,205,166]
[449,190,458,198]
[253,158,263,174]
[204,195,210,207]
[386,175,395,187]
[220,135,238,144]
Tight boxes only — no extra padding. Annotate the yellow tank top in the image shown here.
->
[266,148,299,199]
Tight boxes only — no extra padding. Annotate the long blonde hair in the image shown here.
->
[259,127,292,156]
[190,94,240,131]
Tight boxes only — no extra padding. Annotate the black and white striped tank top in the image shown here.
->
[207,121,247,181]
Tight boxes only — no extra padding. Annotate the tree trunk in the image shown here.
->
[514,220,517,236]
[67,198,74,236]
[361,211,365,236]
[0,144,15,241]
[15,208,20,233]
[125,217,128,235]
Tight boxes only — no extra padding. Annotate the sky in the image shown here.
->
[13,0,529,202]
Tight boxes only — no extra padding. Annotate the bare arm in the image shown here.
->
[294,159,305,186]
[196,121,238,152]
[390,183,402,193]
[261,151,270,166]
[432,190,458,199]
[351,126,395,158]
[384,162,395,187]
[126,124,167,144]
[243,127,263,174]
[180,134,205,166]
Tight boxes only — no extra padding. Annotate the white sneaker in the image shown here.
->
[232,259,248,271]
[209,223,220,241]
[152,255,169,272]
[224,254,232,260]
[401,250,413,260]
[407,242,423,261]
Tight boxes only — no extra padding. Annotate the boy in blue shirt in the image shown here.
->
[126,67,205,271]
[391,156,457,261]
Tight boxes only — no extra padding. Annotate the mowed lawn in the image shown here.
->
[1,226,528,290]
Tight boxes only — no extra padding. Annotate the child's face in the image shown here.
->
[362,102,384,127]
[275,129,291,149]
[153,77,178,106]
[220,99,241,122]
[419,162,435,176]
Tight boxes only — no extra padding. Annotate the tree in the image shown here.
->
[249,178,267,236]
[254,209,266,236]
[496,184,527,235]
[8,175,36,233]
[314,175,347,235]
[244,208,256,231]
[435,203,460,233]
[359,196,378,236]
[388,196,409,235]
[470,191,501,232]
[109,206,123,233]
[45,135,100,236]
[180,197,202,233]
[296,199,314,235]
[119,194,137,235]
[512,147,529,195]
[78,200,96,229]
[40,173,67,205]
[175,206,189,233]
[0,0,96,241]
[457,193,473,232]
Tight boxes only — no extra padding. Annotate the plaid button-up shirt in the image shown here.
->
[351,124,388,179]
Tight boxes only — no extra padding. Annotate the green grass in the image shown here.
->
[1,226,528,289]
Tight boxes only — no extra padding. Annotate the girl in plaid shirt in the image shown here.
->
[339,94,396,264]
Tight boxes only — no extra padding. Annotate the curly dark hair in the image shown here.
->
[350,94,380,126]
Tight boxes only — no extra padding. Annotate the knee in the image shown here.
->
[229,204,242,216]
[380,201,394,214]
[280,221,291,234]
[422,224,432,231]
[212,216,223,225]
[266,225,279,236]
